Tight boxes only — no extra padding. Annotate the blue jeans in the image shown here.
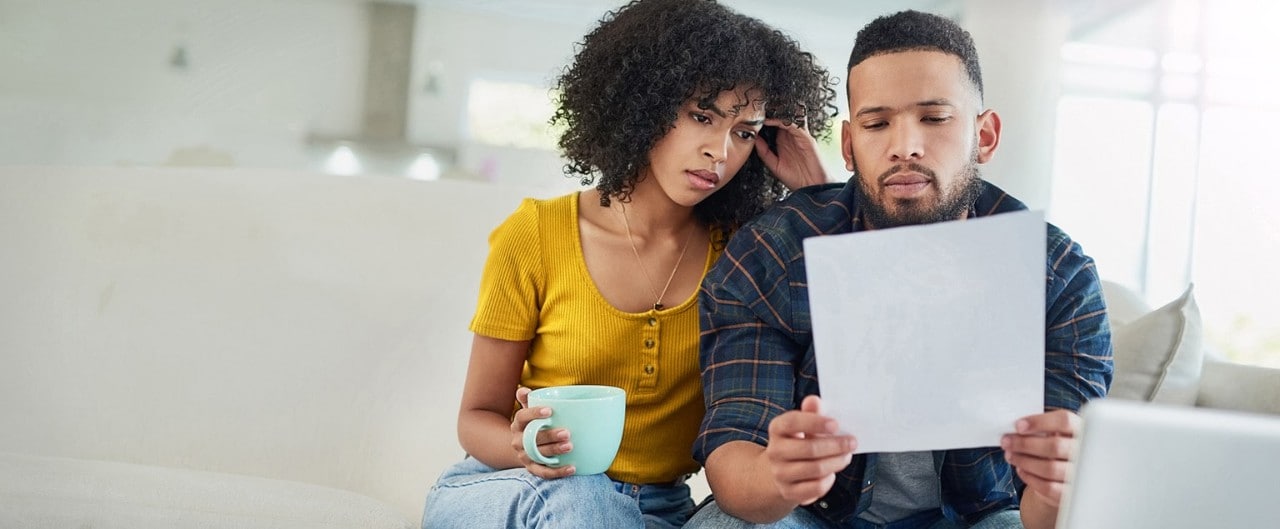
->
[421,457,695,529]
[684,500,1023,529]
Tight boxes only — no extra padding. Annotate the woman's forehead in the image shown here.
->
[691,86,767,116]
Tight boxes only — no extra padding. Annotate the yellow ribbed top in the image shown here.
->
[469,193,716,484]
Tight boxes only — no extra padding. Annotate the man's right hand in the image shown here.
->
[765,395,858,505]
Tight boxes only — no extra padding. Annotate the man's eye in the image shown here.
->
[691,113,711,124]
[736,130,756,141]
[863,122,887,130]
[924,116,951,123]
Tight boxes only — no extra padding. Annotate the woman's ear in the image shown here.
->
[975,109,1001,164]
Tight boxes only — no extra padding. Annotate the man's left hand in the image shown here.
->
[1001,409,1080,508]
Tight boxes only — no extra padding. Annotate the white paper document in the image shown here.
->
[804,210,1045,453]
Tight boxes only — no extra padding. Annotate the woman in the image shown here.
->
[421,1,835,527]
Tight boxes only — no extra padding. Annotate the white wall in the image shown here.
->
[407,5,596,189]
[0,0,366,169]
[964,0,1069,211]
[0,0,1066,201]
[406,1,875,189]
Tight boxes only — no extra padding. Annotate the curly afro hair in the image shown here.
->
[552,0,837,233]
[847,10,984,101]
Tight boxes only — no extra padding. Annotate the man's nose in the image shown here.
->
[888,123,923,161]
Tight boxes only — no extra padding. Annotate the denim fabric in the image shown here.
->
[685,501,1023,529]
[421,458,693,529]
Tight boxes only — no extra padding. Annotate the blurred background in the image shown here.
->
[1,0,1276,367]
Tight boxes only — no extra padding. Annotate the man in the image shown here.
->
[686,10,1112,529]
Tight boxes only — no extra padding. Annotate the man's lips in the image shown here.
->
[688,170,720,190]
[882,172,931,197]
[883,172,929,186]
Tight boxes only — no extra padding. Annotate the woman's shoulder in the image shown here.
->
[485,193,581,260]
[517,192,580,220]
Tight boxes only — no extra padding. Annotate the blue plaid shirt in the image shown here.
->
[695,179,1113,526]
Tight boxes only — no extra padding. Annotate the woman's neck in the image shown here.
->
[602,178,697,237]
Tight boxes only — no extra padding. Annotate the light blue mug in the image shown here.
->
[521,385,626,475]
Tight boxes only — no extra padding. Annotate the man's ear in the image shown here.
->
[975,109,1001,164]
[841,120,855,172]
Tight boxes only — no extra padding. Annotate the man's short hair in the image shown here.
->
[846,10,983,100]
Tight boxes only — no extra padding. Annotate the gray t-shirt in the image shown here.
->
[857,451,942,524]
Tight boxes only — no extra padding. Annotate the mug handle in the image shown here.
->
[522,418,560,466]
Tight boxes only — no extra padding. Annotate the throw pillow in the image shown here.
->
[1107,284,1203,405]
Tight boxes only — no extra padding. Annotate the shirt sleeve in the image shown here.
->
[469,198,543,342]
[1043,224,1114,412]
[694,224,809,464]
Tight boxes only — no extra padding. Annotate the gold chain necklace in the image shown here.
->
[619,203,695,311]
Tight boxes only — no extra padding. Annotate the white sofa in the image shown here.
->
[1,167,1277,528]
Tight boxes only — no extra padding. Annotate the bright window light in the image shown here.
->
[1161,52,1202,74]
[466,78,563,150]
[407,152,441,181]
[1048,96,1153,289]
[1060,42,1158,69]
[1054,0,1280,368]
[324,145,361,176]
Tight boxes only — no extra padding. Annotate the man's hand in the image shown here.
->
[756,117,828,190]
[765,395,857,505]
[1002,409,1080,508]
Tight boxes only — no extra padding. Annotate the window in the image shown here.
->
[465,78,563,150]
[1049,0,1280,367]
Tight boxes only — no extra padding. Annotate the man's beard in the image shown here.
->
[855,151,983,229]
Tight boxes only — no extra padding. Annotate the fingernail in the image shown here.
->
[1016,420,1029,433]
[1000,436,1010,449]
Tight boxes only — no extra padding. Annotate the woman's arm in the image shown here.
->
[455,334,575,479]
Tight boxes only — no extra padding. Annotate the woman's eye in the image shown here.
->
[691,113,711,124]
[736,130,756,141]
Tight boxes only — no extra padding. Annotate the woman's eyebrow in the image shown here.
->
[703,103,729,118]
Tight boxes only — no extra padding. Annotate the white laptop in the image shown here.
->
[1056,399,1280,529]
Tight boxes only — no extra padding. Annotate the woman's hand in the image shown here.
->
[510,386,576,479]
[755,115,829,190]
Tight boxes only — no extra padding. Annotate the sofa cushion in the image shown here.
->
[1108,285,1203,405]
[1196,360,1280,414]
[1100,280,1151,326]
[0,452,413,529]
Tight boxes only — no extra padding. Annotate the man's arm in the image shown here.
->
[703,397,855,523]
[1005,229,1113,529]
[696,221,854,523]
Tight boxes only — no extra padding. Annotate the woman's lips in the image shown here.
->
[688,170,720,190]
